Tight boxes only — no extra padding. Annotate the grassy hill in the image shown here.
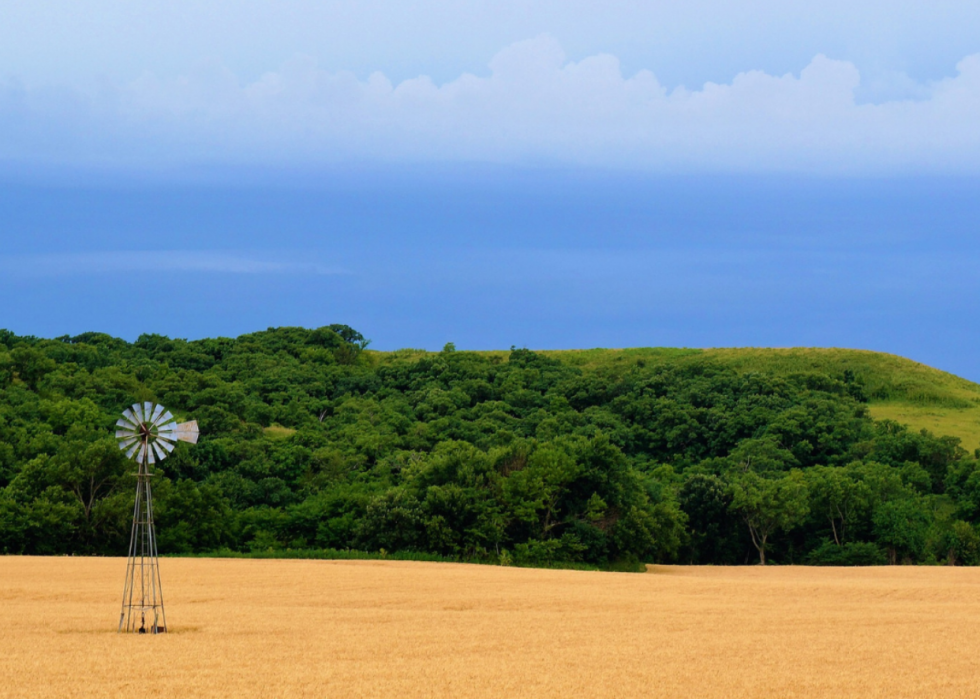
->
[412,346,980,450]
[374,345,980,450]
[530,347,980,451]
[6,327,980,566]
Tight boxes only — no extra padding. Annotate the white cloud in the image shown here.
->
[2,35,980,173]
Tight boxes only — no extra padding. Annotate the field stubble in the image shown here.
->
[1,558,979,698]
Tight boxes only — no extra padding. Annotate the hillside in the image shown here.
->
[414,345,980,449]
[531,347,980,451]
[3,327,980,567]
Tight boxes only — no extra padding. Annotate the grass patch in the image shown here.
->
[538,347,704,370]
[263,424,297,440]
[868,402,980,452]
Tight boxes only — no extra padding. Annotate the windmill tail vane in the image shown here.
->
[115,401,198,635]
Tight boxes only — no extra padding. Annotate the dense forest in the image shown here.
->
[2,326,979,568]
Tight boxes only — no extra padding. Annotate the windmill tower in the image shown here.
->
[115,402,199,634]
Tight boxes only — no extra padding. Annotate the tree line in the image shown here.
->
[1,326,978,568]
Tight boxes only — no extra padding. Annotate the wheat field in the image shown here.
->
[2,558,980,698]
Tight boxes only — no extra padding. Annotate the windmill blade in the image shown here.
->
[174,420,200,444]
[150,404,165,425]
[151,442,167,461]
[115,402,198,463]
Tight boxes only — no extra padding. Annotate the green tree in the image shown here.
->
[729,470,809,565]
[939,520,980,566]
[872,498,931,564]
[10,346,57,390]
[679,473,741,564]
[328,325,371,365]
[804,465,871,547]
[727,436,799,474]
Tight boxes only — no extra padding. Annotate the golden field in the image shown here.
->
[2,558,980,698]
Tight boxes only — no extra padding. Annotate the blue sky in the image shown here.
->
[2,2,980,378]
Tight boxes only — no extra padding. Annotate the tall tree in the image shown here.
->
[729,470,809,565]
[804,465,870,547]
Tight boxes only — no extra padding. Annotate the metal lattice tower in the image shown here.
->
[115,402,199,634]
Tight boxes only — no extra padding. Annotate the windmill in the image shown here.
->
[115,402,199,634]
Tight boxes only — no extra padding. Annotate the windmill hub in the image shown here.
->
[115,402,199,635]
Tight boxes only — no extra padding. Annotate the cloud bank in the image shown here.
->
[2,35,979,173]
